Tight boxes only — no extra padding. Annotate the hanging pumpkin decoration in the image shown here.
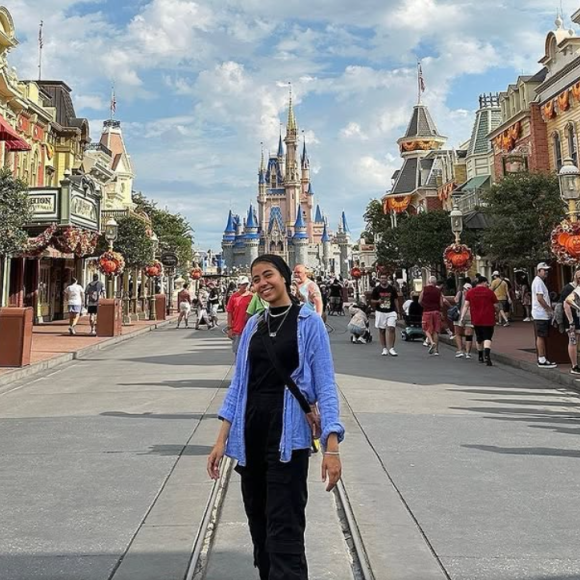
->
[144,260,164,278]
[558,90,571,112]
[350,266,362,279]
[551,220,580,265]
[191,267,203,280]
[443,243,474,274]
[98,250,125,276]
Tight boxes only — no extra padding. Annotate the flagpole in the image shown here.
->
[417,61,421,105]
[38,21,43,81]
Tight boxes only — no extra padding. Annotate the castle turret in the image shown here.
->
[245,204,260,266]
[258,145,267,230]
[222,210,236,271]
[336,211,351,278]
[321,221,331,273]
[285,88,300,228]
[293,205,309,267]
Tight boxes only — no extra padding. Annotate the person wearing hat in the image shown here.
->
[532,262,557,369]
[226,275,253,357]
[490,271,512,327]
[559,267,580,374]
[208,254,344,580]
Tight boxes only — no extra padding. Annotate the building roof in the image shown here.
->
[467,96,502,157]
[529,67,548,83]
[391,157,418,195]
[341,211,350,233]
[294,206,306,229]
[224,210,236,233]
[307,181,314,195]
[321,221,330,243]
[301,140,309,169]
[277,134,284,157]
[37,80,89,139]
[246,204,257,229]
[314,205,324,223]
[403,105,442,140]
[268,206,285,234]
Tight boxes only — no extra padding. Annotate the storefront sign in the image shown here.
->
[29,190,58,220]
[161,252,179,267]
[71,195,98,229]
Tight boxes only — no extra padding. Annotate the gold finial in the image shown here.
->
[287,81,297,132]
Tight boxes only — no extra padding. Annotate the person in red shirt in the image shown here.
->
[226,276,253,358]
[419,276,448,356]
[460,276,498,366]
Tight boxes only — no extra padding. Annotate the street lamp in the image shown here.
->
[559,157,580,221]
[149,232,159,321]
[450,202,463,244]
[104,217,118,298]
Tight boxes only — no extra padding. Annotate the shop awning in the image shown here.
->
[454,175,490,193]
[0,116,30,151]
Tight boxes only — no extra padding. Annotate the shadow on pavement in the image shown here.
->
[117,379,229,389]
[141,444,213,456]
[463,443,580,458]
[100,411,218,420]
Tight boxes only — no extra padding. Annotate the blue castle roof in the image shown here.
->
[293,208,308,239]
[314,205,324,223]
[277,134,284,157]
[245,204,260,239]
[268,206,284,234]
[341,211,350,233]
[321,221,330,243]
[301,140,309,169]
[224,210,236,233]
[307,182,314,195]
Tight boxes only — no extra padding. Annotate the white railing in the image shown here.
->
[455,190,487,213]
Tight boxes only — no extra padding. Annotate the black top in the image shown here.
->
[371,284,398,313]
[247,304,300,397]
[329,282,342,297]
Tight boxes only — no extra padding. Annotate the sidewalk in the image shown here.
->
[0,315,178,387]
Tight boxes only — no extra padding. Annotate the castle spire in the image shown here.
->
[258,142,265,184]
[287,82,297,134]
[277,132,284,158]
[301,131,309,169]
[341,211,350,234]
[321,221,330,243]
[314,204,324,223]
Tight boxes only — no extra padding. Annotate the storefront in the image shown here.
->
[7,174,102,322]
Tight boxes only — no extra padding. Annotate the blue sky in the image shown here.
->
[6,0,578,250]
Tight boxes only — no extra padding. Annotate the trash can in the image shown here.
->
[97,299,122,337]
[0,307,33,367]
[532,321,569,364]
[155,294,167,321]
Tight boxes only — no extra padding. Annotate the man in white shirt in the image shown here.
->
[293,264,324,316]
[531,262,557,369]
[64,277,84,336]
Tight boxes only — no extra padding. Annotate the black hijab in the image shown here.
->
[251,254,298,304]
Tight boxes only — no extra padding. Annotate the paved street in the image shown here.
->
[2,315,580,579]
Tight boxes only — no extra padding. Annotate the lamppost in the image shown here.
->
[149,232,159,320]
[104,218,118,299]
[559,158,580,221]
[450,202,463,245]
[444,201,473,281]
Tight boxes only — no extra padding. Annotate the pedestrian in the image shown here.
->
[371,273,401,356]
[176,283,192,329]
[348,302,370,344]
[207,283,220,327]
[532,262,557,369]
[328,278,343,315]
[419,276,447,356]
[196,285,212,330]
[64,277,84,336]
[293,264,324,316]
[84,274,104,336]
[226,276,253,357]
[246,289,269,319]
[490,271,511,327]
[207,254,344,580]
[453,282,474,359]
[518,274,532,322]
[560,267,580,375]
[461,276,497,366]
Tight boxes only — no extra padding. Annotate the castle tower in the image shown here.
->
[293,205,309,268]
[284,89,300,228]
[222,210,236,271]
[321,221,331,273]
[258,145,267,229]
[244,204,260,266]
[336,212,350,278]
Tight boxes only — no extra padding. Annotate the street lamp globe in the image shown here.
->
[104,217,118,248]
[450,202,463,235]
[150,232,159,256]
[559,157,580,202]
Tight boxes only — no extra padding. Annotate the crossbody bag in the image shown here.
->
[257,317,322,451]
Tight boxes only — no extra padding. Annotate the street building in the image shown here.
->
[221,95,352,277]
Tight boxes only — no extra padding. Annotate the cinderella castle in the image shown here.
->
[222,94,352,277]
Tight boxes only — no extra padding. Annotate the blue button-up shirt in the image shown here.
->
[218,306,345,466]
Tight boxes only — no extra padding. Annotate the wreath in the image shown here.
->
[144,259,164,278]
[551,220,580,265]
[443,243,474,273]
[190,267,203,280]
[98,250,125,276]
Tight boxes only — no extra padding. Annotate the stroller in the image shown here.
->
[328,295,345,316]
[401,311,425,342]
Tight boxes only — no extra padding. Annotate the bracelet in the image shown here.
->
[324,451,340,456]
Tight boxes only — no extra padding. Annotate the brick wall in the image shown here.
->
[529,104,550,173]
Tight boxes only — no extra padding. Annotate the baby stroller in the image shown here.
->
[401,312,425,342]
[328,295,345,316]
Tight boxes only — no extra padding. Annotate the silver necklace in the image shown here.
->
[267,306,293,338]
[268,304,292,318]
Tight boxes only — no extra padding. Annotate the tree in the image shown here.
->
[132,192,194,267]
[0,168,32,257]
[113,215,154,267]
[363,199,391,243]
[481,172,564,269]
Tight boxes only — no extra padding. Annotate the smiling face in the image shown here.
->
[252,262,291,307]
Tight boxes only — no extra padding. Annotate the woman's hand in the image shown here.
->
[322,453,342,492]
[207,441,225,480]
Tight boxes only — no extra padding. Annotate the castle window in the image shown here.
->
[553,132,563,170]
[567,123,578,166]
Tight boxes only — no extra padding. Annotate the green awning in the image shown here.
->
[455,175,490,193]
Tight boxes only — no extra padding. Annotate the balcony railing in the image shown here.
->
[454,190,487,214]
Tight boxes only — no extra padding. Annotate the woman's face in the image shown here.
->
[251,262,289,305]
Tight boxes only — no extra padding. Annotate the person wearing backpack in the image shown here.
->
[84,274,104,336]
[208,254,344,580]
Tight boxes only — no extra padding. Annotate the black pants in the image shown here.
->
[237,393,310,580]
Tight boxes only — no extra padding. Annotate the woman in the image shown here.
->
[348,302,369,344]
[519,275,532,322]
[560,267,580,375]
[453,282,474,359]
[176,283,192,329]
[208,255,344,580]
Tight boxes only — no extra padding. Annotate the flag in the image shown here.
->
[418,62,425,93]
[38,21,43,49]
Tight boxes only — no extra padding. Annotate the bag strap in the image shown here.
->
[257,316,312,416]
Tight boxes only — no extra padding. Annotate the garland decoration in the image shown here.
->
[98,250,125,276]
[558,89,571,112]
[572,82,580,102]
[52,226,99,257]
[383,195,411,214]
[144,259,164,278]
[443,243,474,273]
[551,219,580,265]
[494,121,521,153]
[24,223,58,255]
[543,99,556,120]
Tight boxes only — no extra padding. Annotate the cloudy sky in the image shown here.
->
[6,0,577,248]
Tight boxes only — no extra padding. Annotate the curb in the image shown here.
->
[0,317,176,390]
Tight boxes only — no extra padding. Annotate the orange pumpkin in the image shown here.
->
[558,232,570,247]
[565,235,580,257]
[450,251,469,268]
[101,260,117,274]
[191,268,203,280]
